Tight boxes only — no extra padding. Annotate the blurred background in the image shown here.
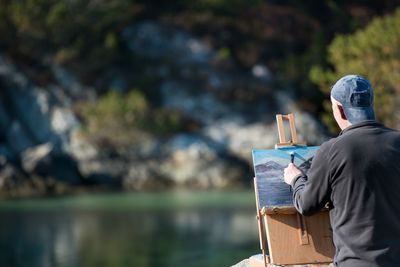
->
[0,0,399,266]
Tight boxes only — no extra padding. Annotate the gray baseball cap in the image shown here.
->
[331,75,375,123]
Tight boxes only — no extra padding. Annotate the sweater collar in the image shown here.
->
[339,120,383,136]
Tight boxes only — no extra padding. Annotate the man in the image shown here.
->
[283,75,400,267]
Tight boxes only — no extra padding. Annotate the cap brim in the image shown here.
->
[343,106,375,123]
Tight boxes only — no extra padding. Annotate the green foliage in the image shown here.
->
[0,0,134,74]
[216,47,231,61]
[311,9,400,133]
[80,90,184,152]
[182,0,262,13]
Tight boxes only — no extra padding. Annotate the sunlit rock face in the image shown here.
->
[106,134,248,190]
[158,134,247,189]
[0,20,329,195]
[0,56,84,155]
[0,56,87,192]
[231,259,250,267]
[21,143,82,185]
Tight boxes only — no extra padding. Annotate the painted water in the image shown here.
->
[0,191,258,267]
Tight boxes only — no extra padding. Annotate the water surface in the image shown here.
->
[0,191,259,267]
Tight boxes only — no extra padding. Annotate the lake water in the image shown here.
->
[0,191,259,267]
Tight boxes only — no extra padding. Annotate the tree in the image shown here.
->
[311,9,400,133]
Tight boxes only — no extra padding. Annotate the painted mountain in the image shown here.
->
[252,146,319,208]
[255,161,284,173]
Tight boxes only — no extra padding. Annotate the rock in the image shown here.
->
[5,120,35,154]
[123,160,171,190]
[0,156,27,191]
[165,133,223,159]
[0,56,63,153]
[5,87,56,146]
[51,107,79,136]
[51,64,96,100]
[79,158,126,179]
[123,22,212,64]
[0,56,96,151]
[160,134,247,188]
[21,143,82,185]
[22,143,54,173]
[231,257,332,267]
[69,132,165,190]
[231,259,250,267]
[162,158,243,189]
[118,134,249,190]
[203,111,328,164]
[203,120,277,163]
[0,55,93,192]
[68,128,98,162]
[0,145,14,160]
[252,64,271,81]
[160,81,240,125]
[0,100,11,134]
[51,107,80,150]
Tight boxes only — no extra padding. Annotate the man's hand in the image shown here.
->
[284,163,302,185]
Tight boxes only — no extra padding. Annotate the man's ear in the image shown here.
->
[337,104,347,120]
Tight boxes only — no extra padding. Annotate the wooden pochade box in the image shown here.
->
[259,204,334,265]
[252,145,335,266]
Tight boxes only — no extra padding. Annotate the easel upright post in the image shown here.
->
[288,113,298,144]
[254,177,269,267]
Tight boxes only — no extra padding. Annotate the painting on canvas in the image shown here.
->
[252,146,319,209]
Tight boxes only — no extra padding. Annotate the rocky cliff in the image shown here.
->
[0,21,328,197]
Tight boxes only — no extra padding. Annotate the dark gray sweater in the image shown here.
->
[291,121,400,267]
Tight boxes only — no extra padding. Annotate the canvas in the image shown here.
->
[252,146,319,209]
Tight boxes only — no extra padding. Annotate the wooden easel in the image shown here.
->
[253,113,302,267]
[274,113,305,149]
[275,113,309,250]
[251,113,333,267]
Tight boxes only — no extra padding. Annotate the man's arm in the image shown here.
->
[284,148,331,215]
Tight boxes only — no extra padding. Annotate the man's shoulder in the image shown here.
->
[317,122,400,156]
[318,136,340,154]
[317,131,360,155]
[315,135,350,161]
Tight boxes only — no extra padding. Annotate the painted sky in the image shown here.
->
[252,146,319,167]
